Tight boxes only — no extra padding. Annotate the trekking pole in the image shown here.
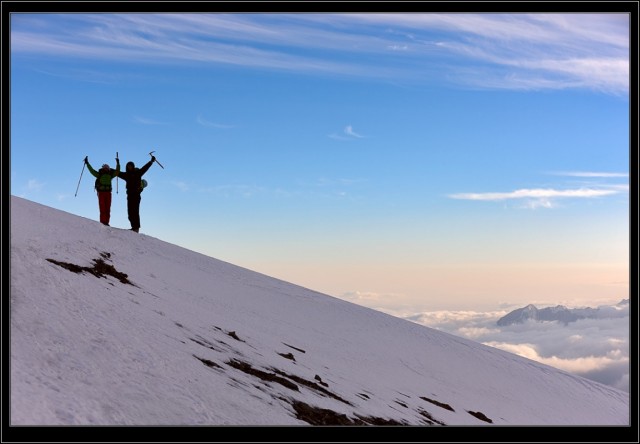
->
[149,150,165,169]
[75,156,87,197]
[116,151,119,194]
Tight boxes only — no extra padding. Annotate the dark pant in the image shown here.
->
[97,191,112,225]
[127,194,142,230]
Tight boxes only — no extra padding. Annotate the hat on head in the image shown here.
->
[126,161,135,169]
[101,164,110,170]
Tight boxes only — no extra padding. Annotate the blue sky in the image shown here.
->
[10,11,630,312]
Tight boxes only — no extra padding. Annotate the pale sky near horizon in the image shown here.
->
[9,9,631,312]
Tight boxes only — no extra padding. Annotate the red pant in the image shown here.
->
[97,191,112,225]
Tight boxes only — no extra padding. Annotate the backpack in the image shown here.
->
[95,171,113,192]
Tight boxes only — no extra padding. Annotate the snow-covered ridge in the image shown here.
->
[9,196,629,427]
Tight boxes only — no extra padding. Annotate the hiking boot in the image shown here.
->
[130,228,139,233]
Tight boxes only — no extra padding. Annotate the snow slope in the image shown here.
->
[9,196,630,434]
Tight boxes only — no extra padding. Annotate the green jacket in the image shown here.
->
[87,161,120,192]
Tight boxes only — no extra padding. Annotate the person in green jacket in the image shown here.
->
[85,156,120,226]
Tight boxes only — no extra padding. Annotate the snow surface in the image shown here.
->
[9,196,630,433]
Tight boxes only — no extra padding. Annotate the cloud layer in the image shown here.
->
[402,301,629,393]
[11,13,629,94]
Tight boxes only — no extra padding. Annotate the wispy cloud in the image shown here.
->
[11,13,629,94]
[199,184,271,199]
[550,171,629,178]
[27,179,44,192]
[341,291,405,304]
[450,166,629,208]
[196,115,236,129]
[133,116,168,125]
[345,13,629,94]
[172,181,189,192]
[329,125,366,140]
[315,177,365,187]
[344,125,364,138]
[33,68,124,84]
[14,179,45,199]
[449,187,619,201]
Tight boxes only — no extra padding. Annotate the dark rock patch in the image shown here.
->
[314,375,328,387]
[193,354,223,370]
[353,414,408,426]
[290,400,406,426]
[420,396,455,412]
[270,368,351,405]
[46,258,84,274]
[189,337,224,353]
[278,352,296,361]
[467,410,492,423]
[417,408,446,425]
[92,258,131,284]
[290,400,354,425]
[46,253,134,285]
[226,359,299,391]
[282,343,306,353]
[394,399,408,408]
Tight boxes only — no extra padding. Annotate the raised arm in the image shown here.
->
[139,157,155,176]
[85,158,99,178]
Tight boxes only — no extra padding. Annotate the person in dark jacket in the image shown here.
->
[117,155,155,232]
[85,156,120,226]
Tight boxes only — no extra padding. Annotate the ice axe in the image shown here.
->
[149,150,164,169]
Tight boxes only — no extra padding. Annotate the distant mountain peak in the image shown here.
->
[498,302,622,327]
